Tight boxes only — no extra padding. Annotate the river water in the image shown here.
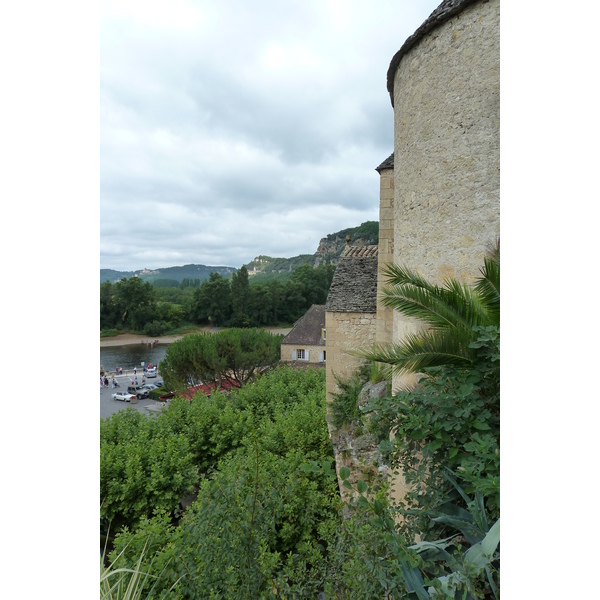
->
[100,344,168,373]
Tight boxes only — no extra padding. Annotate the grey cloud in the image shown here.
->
[101,0,441,271]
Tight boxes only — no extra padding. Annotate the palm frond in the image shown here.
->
[474,247,500,327]
[354,330,475,375]
[381,274,490,332]
[370,245,500,375]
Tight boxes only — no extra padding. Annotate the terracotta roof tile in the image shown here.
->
[340,244,378,259]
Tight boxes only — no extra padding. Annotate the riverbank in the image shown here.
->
[100,326,292,347]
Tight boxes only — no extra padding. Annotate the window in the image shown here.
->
[296,349,306,360]
[322,328,327,341]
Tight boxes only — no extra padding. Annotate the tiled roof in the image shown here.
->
[178,377,242,399]
[375,153,394,173]
[340,244,378,259]
[386,0,481,106]
[281,304,326,346]
[325,248,378,313]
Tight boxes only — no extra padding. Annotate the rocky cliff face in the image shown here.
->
[328,380,392,507]
[314,235,372,267]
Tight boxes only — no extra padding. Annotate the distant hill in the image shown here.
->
[243,221,379,281]
[100,221,379,285]
[100,264,236,284]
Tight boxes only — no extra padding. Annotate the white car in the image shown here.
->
[146,367,157,378]
[112,391,136,402]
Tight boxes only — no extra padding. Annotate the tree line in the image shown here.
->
[100,263,336,336]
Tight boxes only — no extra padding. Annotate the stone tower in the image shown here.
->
[375,153,395,347]
[386,0,500,389]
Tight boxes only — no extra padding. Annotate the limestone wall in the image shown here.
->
[325,311,377,404]
[376,164,395,347]
[392,0,499,284]
[390,0,499,389]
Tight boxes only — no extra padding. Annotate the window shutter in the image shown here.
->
[292,349,297,360]
[318,351,324,362]
[306,349,309,361]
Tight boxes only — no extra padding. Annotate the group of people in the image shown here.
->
[100,364,155,390]
[131,373,146,386]
[100,376,120,388]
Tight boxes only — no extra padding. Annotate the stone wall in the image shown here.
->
[325,311,377,404]
[390,0,499,389]
[376,160,395,347]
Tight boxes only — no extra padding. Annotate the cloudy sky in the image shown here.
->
[100,0,441,271]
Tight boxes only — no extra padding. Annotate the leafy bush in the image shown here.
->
[100,409,200,532]
[107,366,340,599]
[101,328,120,338]
[330,469,500,599]
[329,365,370,429]
[143,320,167,337]
[366,326,500,536]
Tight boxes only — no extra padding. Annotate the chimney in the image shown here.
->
[345,235,351,247]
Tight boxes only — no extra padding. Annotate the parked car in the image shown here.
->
[146,367,157,378]
[127,385,149,399]
[112,391,136,402]
[142,384,159,391]
[154,379,164,387]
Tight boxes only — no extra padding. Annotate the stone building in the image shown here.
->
[280,304,326,364]
[375,153,395,349]
[386,0,500,389]
[324,242,378,405]
[324,0,499,501]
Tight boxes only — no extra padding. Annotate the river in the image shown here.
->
[100,344,168,373]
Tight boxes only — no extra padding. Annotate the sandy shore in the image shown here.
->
[100,333,187,347]
[100,327,292,347]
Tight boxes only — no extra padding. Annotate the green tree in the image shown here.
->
[159,328,281,390]
[247,283,271,326]
[106,367,339,600]
[190,272,232,326]
[113,276,157,331]
[100,409,199,532]
[359,243,499,375]
[100,281,119,330]
[230,265,250,326]
[289,262,335,306]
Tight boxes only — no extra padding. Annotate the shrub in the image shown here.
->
[101,328,120,338]
[330,366,369,429]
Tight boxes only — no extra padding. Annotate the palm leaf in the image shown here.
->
[355,330,475,375]
[370,246,500,374]
[381,266,494,332]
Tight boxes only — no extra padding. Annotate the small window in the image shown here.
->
[322,328,327,341]
[296,349,306,360]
